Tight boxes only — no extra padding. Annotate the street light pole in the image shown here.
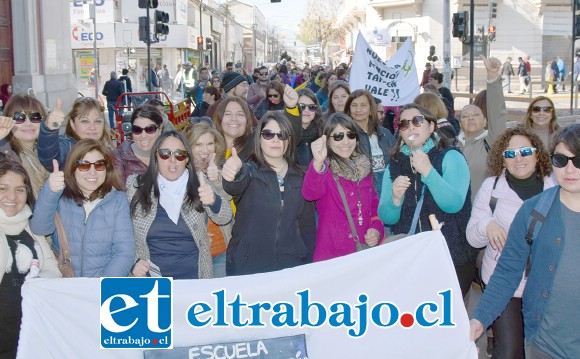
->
[90,2,98,99]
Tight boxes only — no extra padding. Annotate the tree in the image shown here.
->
[298,0,344,64]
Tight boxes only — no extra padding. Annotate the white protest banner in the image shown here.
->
[349,32,420,106]
[18,231,477,358]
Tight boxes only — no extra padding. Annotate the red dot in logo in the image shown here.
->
[153,339,158,345]
[400,313,414,328]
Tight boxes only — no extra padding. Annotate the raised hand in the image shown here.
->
[364,228,381,247]
[45,98,66,131]
[0,116,15,141]
[392,175,411,206]
[480,55,502,81]
[311,135,328,172]
[283,84,298,108]
[221,147,242,182]
[410,149,433,177]
[48,159,65,192]
[206,152,220,182]
[197,171,216,206]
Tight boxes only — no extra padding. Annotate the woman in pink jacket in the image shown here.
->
[302,113,383,261]
[467,127,555,359]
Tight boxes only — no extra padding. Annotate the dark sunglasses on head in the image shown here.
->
[398,115,425,131]
[532,106,553,113]
[331,131,358,141]
[551,153,580,169]
[131,124,158,135]
[75,159,108,172]
[503,147,537,159]
[261,129,289,141]
[298,103,317,112]
[157,148,189,161]
[13,111,43,124]
[267,94,280,99]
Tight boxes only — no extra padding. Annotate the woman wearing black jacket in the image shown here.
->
[222,112,316,276]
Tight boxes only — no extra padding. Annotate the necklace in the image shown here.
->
[273,162,288,187]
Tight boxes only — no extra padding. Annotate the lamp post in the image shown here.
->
[83,1,99,98]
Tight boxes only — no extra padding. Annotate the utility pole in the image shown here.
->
[469,0,475,101]
[146,1,152,91]
[200,0,203,67]
[443,0,452,90]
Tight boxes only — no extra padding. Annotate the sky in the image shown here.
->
[223,0,308,42]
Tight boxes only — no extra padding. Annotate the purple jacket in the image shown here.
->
[302,161,384,261]
[114,140,148,184]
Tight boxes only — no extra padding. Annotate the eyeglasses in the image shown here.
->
[157,148,189,161]
[331,131,358,141]
[13,112,43,124]
[131,124,159,135]
[398,115,425,131]
[502,147,537,159]
[260,72,268,76]
[75,159,108,172]
[551,153,580,169]
[267,94,280,99]
[261,129,289,141]
[298,103,317,112]
[532,106,553,113]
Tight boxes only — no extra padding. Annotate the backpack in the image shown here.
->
[523,186,558,274]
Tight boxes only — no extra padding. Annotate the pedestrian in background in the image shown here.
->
[501,57,515,93]
[102,71,124,129]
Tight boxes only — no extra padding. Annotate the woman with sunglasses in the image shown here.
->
[30,139,134,277]
[378,103,477,297]
[302,113,383,261]
[191,86,221,118]
[222,112,316,275]
[127,131,232,279]
[0,94,50,197]
[187,122,233,278]
[321,80,350,119]
[296,88,323,167]
[345,89,396,198]
[253,81,286,121]
[471,124,580,359]
[37,97,113,172]
[521,96,560,149]
[467,127,554,358]
[114,105,163,183]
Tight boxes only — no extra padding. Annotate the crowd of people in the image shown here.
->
[0,56,578,359]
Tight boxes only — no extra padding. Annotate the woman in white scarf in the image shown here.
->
[126,131,232,279]
[0,160,60,358]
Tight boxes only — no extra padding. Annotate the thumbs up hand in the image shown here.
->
[0,116,15,141]
[222,147,243,182]
[206,153,221,182]
[311,135,328,172]
[198,171,216,206]
[48,159,65,192]
[46,98,66,131]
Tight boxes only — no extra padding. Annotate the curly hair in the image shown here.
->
[487,127,552,178]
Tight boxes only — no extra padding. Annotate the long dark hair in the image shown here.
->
[130,131,203,215]
[297,88,323,134]
[327,80,351,115]
[344,89,379,136]
[0,159,36,209]
[551,124,580,155]
[213,96,255,152]
[253,111,302,174]
[131,104,164,127]
[323,113,366,168]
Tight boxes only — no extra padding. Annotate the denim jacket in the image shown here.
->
[472,186,565,341]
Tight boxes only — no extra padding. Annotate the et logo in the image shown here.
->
[100,278,173,349]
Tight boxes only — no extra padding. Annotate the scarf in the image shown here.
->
[157,171,189,224]
[400,137,436,156]
[20,147,49,199]
[0,205,32,235]
[329,153,371,182]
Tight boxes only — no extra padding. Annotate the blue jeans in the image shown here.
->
[107,103,116,129]
[212,253,226,278]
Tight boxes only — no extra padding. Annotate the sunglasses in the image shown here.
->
[157,148,189,161]
[298,103,317,112]
[13,111,43,124]
[503,147,537,159]
[331,131,358,141]
[267,94,280,99]
[261,129,289,141]
[551,153,580,169]
[260,72,268,75]
[75,159,108,172]
[398,115,425,131]
[212,79,220,83]
[532,106,553,113]
[131,124,158,135]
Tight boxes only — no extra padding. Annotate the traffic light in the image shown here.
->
[271,0,281,2]
[138,0,158,8]
[575,15,580,38]
[488,25,496,42]
[428,46,438,62]
[197,36,204,50]
[452,11,468,38]
[139,16,148,42]
[154,10,169,40]
[489,2,497,19]
[206,37,212,50]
